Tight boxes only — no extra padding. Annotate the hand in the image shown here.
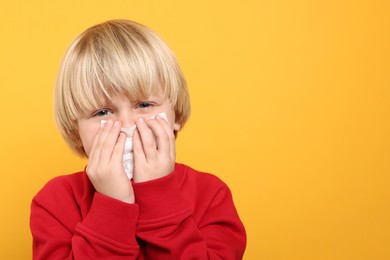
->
[132,115,176,183]
[86,120,135,203]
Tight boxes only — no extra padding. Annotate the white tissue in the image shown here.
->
[100,112,168,179]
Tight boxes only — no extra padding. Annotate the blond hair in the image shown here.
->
[54,19,190,156]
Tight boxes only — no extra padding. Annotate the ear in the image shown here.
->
[173,122,181,131]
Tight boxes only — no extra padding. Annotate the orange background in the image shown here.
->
[0,1,389,259]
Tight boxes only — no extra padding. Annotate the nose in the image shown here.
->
[118,112,138,128]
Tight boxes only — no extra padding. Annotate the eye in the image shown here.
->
[136,102,153,109]
[93,109,113,117]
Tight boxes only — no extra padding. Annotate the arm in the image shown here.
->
[30,118,141,259]
[30,179,140,260]
[133,172,246,259]
[131,116,245,259]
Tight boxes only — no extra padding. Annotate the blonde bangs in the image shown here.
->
[54,20,190,156]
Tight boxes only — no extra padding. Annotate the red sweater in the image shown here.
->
[30,163,246,259]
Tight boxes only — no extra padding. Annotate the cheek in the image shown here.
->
[80,134,94,156]
[78,122,100,156]
[165,111,180,131]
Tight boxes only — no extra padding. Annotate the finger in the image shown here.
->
[155,115,175,138]
[111,132,127,164]
[155,115,176,160]
[145,117,170,158]
[92,119,114,163]
[87,124,103,160]
[133,128,146,162]
[89,120,113,165]
[136,117,157,160]
[99,120,122,161]
[86,127,101,175]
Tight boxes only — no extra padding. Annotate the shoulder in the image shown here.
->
[174,163,241,226]
[30,170,95,236]
[176,162,224,183]
[175,163,231,196]
[33,170,94,207]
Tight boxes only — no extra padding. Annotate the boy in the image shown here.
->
[30,19,246,259]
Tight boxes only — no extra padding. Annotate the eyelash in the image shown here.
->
[136,102,153,109]
[93,109,113,117]
[91,101,154,117]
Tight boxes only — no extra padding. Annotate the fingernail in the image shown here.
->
[107,119,113,125]
[139,117,144,123]
[114,121,120,127]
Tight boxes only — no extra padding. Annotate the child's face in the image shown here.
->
[77,92,180,156]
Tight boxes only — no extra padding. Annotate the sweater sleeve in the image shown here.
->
[132,170,246,259]
[30,176,140,259]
